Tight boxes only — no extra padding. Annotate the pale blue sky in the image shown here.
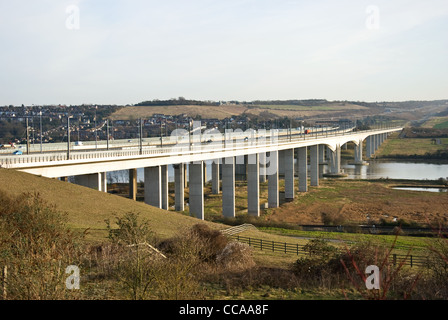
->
[0,0,447,105]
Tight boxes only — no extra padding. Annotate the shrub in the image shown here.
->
[0,191,84,300]
[216,241,255,271]
[292,238,342,288]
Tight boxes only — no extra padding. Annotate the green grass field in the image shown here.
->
[377,133,448,158]
[422,116,448,129]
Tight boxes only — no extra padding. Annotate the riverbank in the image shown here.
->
[107,178,448,230]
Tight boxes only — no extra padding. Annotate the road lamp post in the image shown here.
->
[94,106,98,150]
[67,116,71,159]
[39,109,43,153]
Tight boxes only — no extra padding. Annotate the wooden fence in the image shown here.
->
[230,235,428,268]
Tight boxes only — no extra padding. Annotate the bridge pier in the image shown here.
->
[161,165,169,210]
[222,157,235,218]
[74,173,106,192]
[259,152,267,183]
[268,151,279,208]
[129,168,137,201]
[189,161,204,220]
[174,164,185,211]
[374,134,379,153]
[310,145,319,187]
[326,144,344,176]
[319,144,326,164]
[298,147,308,192]
[353,139,366,165]
[366,136,373,159]
[211,160,220,194]
[278,150,285,177]
[144,166,161,208]
[284,148,295,200]
[247,153,260,216]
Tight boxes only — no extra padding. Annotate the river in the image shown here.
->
[339,160,448,180]
[106,160,448,184]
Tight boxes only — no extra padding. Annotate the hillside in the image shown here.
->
[0,168,225,242]
[108,102,374,121]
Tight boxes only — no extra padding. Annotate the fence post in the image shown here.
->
[297,244,299,255]
[272,241,274,252]
[410,255,413,268]
[249,237,251,247]
[260,239,263,251]
[393,254,397,266]
[284,242,287,254]
[2,265,7,300]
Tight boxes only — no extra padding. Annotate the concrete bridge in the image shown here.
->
[0,126,402,220]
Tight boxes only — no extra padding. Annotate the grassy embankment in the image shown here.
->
[108,102,370,121]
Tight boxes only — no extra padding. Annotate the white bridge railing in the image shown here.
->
[0,126,401,168]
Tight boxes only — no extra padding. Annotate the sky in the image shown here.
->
[0,0,447,105]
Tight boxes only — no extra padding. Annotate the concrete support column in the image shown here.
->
[374,134,379,152]
[247,153,260,217]
[259,152,267,183]
[129,168,137,201]
[278,150,285,177]
[161,165,168,210]
[101,172,107,193]
[189,162,204,220]
[328,145,341,174]
[74,173,102,191]
[284,148,295,200]
[298,147,308,192]
[211,160,220,194]
[366,136,372,159]
[267,151,279,208]
[144,166,161,208]
[354,140,364,164]
[222,157,235,218]
[325,146,332,162]
[235,155,246,179]
[310,145,319,187]
[174,164,184,211]
[318,145,325,164]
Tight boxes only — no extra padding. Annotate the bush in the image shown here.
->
[216,241,255,271]
[0,191,84,300]
[292,238,342,288]
[321,209,346,226]
[105,212,154,246]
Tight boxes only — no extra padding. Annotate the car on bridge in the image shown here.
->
[0,142,16,149]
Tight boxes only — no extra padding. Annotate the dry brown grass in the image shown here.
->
[108,105,248,120]
[0,168,224,243]
[108,103,373,121]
